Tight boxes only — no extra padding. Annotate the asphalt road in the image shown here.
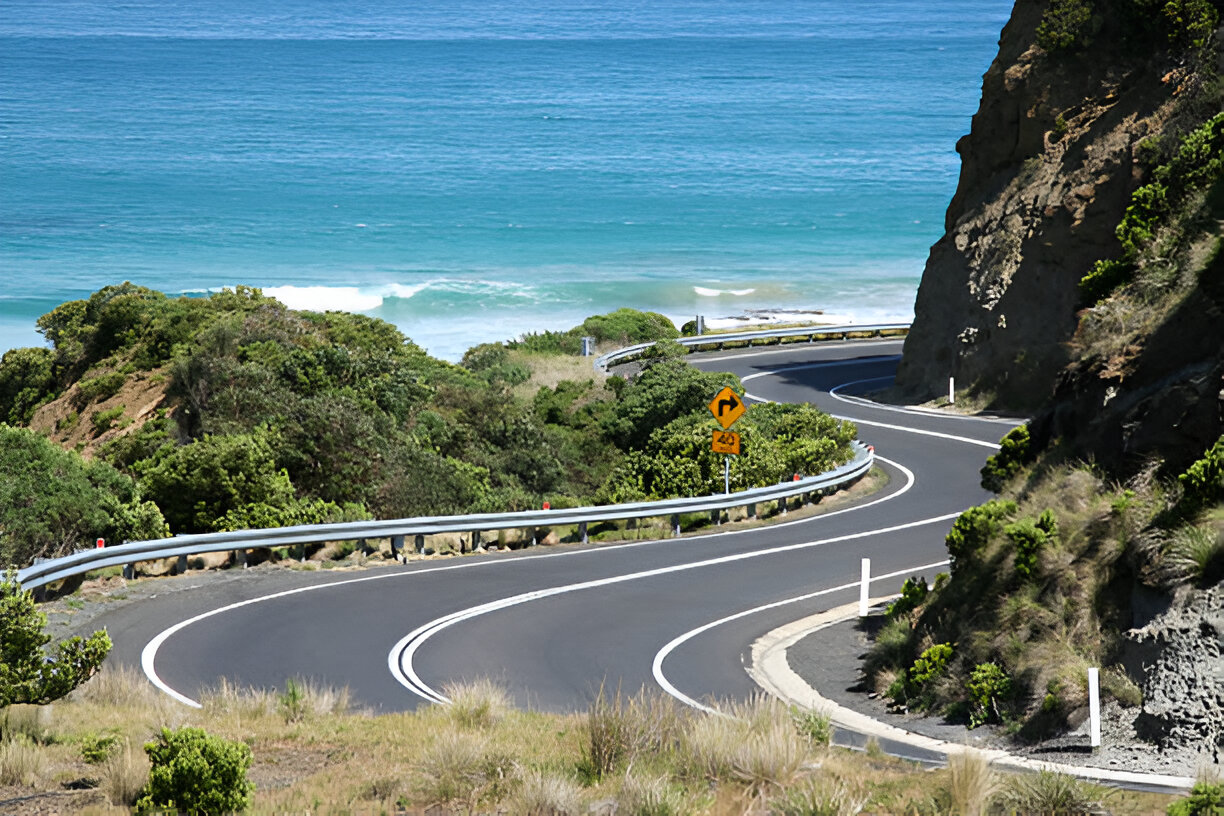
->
[98,338,1019,717]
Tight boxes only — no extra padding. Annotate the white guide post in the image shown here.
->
[949,376,956,404]
[859,558,871,617]
[1088,667,1101,747]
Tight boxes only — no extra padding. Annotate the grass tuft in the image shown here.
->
[511,765,584,815]
[992,769,1114,815]
[0,735,47,787]
[101,738,150,806]
[946,748,996,816]
[443,677,511,730]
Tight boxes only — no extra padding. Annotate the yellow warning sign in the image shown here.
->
[708,386,746,430]
[712,430,741,455]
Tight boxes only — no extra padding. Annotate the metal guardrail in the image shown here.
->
[16,443,874,592]
[594,322,910,371]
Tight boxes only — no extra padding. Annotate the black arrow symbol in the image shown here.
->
[718,395,740,416]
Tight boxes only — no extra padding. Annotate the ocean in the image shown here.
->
[0,0,1012,362]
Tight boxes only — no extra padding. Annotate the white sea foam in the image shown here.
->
[694,286,756,297]
[263,285,384,313]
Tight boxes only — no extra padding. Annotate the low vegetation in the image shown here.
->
[0,286,858,568]
[867,427,1224,739]
[0,669,1185,813]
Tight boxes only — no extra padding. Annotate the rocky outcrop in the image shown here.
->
[1126,582,1224,761]
[895,1,1179,407]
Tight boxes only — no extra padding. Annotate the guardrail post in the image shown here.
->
[578,521,588,545]
[414,534,425,554]
[232,549,247,569]
[122,564,134,580]
[671,514,681,537]
[390,535,404,561]
[176,554,188,574]
[529,527,537,547]
[747,502,756,520]
[711,509,720,527]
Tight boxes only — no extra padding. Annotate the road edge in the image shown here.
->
[748,601,1198,794]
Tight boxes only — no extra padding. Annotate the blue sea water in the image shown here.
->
[0,1,1012,361]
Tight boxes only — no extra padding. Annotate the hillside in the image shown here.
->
[0,286,858,569]
[873,0,1223,769]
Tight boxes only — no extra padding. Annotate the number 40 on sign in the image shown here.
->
[712,430,741,455]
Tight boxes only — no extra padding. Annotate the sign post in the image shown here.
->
[709,388,746,495]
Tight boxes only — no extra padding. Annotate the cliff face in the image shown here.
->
[895,0,1181,408]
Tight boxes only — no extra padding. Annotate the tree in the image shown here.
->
[0,424,168,567]
[0,569,111,706]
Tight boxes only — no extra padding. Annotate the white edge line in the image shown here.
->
[651,559,952,715]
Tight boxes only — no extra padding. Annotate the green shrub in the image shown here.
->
[790,707,832,747]
[74,372,127,407]
[1036,508,1059,540]
[0,347,57,425]
[967,663,1012,728]
[1179,434,1224,510]
[981,425,1031,492]
[1167,781,1224,816]
[1116,182,1169,257]
[1035,0,1094,53]
[992,770,1113,816]
[1005,519,1048,580]
[1161,0,1220,50]
[136,726,253,814]
[946,500,1016,573]
[1161,524,1224,587]
[885,576,930,620]
[91,405,125,434]
[890,643,954,705]
[1078,258,1135,305]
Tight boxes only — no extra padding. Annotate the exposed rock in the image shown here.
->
[1125,581,1224,761]
[895,1,1180,407]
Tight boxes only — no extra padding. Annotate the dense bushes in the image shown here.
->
[136,727,253,814]
[0,288,858,552]
[0,425,167,566]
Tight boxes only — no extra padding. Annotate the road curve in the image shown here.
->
[95,339,1017,714]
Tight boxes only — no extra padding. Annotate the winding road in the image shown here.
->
[95,339,1019,719]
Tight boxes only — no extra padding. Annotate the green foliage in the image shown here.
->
[889,643,954,706]
[79,731,121,764]
[1167,781,1224,816]
[0,347,56,425]
[136,726,254,815]
[1078,258,1135,305]
[1005,518,1049,580]
[1178,434,1224,510]
[604,359,738,450]
[0,425,168,566]
[74,372,127,408]
[967,662,1012,728]
[1036,0,1095,52]
[511,308,678,356]
[790,707,832,747]
[1036,508,1059,540]
[980,425,1031,492]
[1161,524,1224,587]
[0,569,111,706]
[885,576,930,620]
[992,770,1113,816]
[91,405,126,435]
[1160,0,1220,50]
[279,678,307,724]
[1081,112,1224,303]
[945,500,1016,573]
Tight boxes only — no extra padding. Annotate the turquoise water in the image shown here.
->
[0,1,1011,360]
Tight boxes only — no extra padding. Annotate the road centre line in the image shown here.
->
[388,455,947,704]
[650,558,952,715]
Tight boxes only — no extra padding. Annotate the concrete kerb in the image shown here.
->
[749,600,1197,794]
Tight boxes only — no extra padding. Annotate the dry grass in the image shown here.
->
[0,735,47,787]
[511,766,584,815]
[947,748,997,816]
[0,703,54,744]
[443,677,511,730]
[100,738,149,807]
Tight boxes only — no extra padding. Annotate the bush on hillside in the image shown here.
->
[0,424,168,566]
[136,727,253,814]
[980,425,1031,492]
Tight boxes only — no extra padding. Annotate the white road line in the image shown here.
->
[140,457,915,706]
[829,376,1024,425]
[390,457,954,705]
[651,558,952,715]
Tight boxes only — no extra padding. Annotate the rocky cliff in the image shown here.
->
[896,0,1221,420]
